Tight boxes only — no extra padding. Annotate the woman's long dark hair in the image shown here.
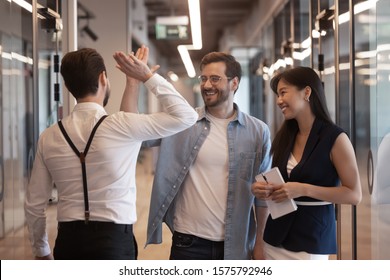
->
[270,67,333,167]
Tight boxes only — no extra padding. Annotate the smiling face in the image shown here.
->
[276,78,309,120]
[200,61,236,110]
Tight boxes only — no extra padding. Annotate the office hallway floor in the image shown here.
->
[0,148,370,260]
[13,147,172,260]
[132,147,172,260]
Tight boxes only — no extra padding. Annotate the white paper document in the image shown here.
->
[255,167,298,219]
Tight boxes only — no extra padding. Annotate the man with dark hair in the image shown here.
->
[141,52,272,259]
[24,46,197,260]
[60,49,107,100]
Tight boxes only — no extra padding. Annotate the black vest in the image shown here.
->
[264,118,344,254]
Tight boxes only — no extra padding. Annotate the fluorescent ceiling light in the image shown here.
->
[11,0,52,19]
[178,0,202,78]
[339,0,378,24]
[187,0,202,49]
[13,0,32,12]
[178,45,196,78]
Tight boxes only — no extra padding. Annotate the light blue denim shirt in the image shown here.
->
[145,104,272,259]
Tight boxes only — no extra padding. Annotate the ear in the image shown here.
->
[231,77,239,92]
[304,86,312,101]
[99,71,108,87]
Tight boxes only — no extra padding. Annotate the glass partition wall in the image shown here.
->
[355,0,390,260]
[249,0,390,259]
[0,0,61,259]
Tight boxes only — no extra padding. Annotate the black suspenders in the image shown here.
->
[57,115,108,224]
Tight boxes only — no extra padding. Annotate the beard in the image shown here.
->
[201,88,230,108]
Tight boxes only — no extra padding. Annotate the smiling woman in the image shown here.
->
[251,66,362,260]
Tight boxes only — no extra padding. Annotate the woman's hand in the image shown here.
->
[270,182,302,202]
[252,181,304,203]
[251,181,275,200]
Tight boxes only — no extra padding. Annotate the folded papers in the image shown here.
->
[255,167,297,219]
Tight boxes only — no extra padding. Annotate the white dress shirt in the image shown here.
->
[25,74,197,257]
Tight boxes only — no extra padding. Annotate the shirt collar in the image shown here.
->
[196,103,246,126]
[73,102,107,114]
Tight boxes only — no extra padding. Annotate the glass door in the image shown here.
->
[312,0,362,260]
[312,0,341,259]
[338,0,390,260]
[352,0,376,260]
[359,0,390,260]
[0,0,61,259]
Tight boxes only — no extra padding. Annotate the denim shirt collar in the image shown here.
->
[196,103,246,126]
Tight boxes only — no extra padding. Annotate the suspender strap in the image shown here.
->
[57,115,108,224]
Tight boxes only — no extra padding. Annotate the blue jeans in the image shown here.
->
[54,221,135,260]
[170,231,224,260]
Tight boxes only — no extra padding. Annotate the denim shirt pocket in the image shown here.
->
[239,152,256,182]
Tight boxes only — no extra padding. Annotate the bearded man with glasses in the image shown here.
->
[130,52,272,260]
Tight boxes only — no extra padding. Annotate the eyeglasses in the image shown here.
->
[197,75,232,85]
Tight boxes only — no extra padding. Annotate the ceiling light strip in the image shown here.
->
[187,0,202,49]
[178,45,196,78]
[178,0,202,78]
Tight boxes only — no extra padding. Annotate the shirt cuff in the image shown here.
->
[34,245,51,258]
[144,73,164,90]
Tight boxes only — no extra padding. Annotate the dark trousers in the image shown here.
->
[53,221,135,260]
[170,231,224,260]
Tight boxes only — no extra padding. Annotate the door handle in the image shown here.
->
[367,149,374,195]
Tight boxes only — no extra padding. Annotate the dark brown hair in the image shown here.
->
[60,48,106,99]
[200,52,242,82]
